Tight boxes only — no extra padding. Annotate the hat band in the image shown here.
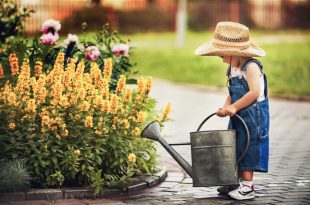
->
[212,38,250,49]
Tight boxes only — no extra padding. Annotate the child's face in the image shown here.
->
[219,56,232,65]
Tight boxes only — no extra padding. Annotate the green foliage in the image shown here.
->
[46,171,64,187]
[0,0,34,44]
[0,52,168,192]
[0,22,136,90]
[0,159,31,192]
[129,31,310,97]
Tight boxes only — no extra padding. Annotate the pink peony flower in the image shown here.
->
[41,19,61,34]
[85,46,101,61]
[63,34,78,47]
[40,33,59,45]
[112,43,129,57]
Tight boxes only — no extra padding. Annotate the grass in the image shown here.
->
[123,31,310,98]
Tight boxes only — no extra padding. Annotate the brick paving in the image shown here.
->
[2,79,310,205]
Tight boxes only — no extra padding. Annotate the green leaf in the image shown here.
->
[51,157,57,165]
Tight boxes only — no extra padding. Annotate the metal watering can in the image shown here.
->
[141,113,250,187]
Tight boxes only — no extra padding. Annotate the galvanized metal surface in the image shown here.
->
[141,113,250,187]
[190,130,238,187]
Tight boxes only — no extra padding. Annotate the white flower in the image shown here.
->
[63,34,79,47]
[40,33,59,45]
[112,43,129,57]
[41,19,61,34]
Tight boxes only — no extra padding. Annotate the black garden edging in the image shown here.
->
[0,166,167,202]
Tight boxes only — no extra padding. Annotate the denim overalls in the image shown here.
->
[227,59,269,172]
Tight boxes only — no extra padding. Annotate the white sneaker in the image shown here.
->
[228,183,255,200]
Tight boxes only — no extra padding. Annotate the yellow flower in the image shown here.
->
[136,111,146,123]
[128,153,136,163]
[0,64,4,78]
[55,117,62,124]
[53,80,63,102]
[75,61,85,78]
[73,149,81,155]
[110,94,118,114]
[26,99,36,112]
[40,108,49,117]
[116,75,126,94]
[162,103,171,121]
[78,87,86,100]
[103,58,113,82]
[8,122,16,129]
[60,96,70,108]
[80,100,90,111]
[122,119,130,129]
[7,92,17,105]
[55,51,65,65]
[145,77,152,94]
[35,60,43,77]
[84,116,93,128]
[63,129,69,137]
[9,53,19,76]
[98,79,109,99]
[15,59,31,96]
[133,127,141,136]
[41,115,50,126]
[75,114,81,120]
[124,88,132,103]
[95,130,102,135]
[137,78,146,94]
[94,95,104,108]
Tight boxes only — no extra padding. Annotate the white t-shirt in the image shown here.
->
[230,67,265,102]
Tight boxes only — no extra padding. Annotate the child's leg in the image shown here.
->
[241,170,253,182]
[241,170,254,188]
[228,170,255,200]
[241,170,253,180]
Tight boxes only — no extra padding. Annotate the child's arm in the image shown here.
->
[224,63,261,116]
[216,95,231,117]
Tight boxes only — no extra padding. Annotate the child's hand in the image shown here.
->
[216,108,227,117]
[225,105,237,116]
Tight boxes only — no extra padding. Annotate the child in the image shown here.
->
[195,22,269,200]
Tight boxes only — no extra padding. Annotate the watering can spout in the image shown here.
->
[141,121,193,178]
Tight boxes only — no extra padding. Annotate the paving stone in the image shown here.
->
[181,177,193,184]
[167,172,185,177]
[157,182,178,188]
[164,175,184,182]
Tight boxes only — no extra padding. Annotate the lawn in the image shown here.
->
[125,31,310,98]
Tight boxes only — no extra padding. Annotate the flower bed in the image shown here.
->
[0,17,170,194]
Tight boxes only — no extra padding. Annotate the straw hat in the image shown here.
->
[195,21,265,57]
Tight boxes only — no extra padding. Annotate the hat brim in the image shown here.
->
[195,42,265,57]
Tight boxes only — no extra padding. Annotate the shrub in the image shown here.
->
[0,20,135,90]
[0,0,34,44]
[0,159,31,192]
[0,52,170,191]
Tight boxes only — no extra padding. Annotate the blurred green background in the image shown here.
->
[127,31,310,98]
[17,0,310,98]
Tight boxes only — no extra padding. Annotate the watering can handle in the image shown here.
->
[196,112,250,164]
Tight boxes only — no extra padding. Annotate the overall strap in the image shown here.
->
[226,66,231,77]
[240,58,268,98]
[240,58,263,72]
